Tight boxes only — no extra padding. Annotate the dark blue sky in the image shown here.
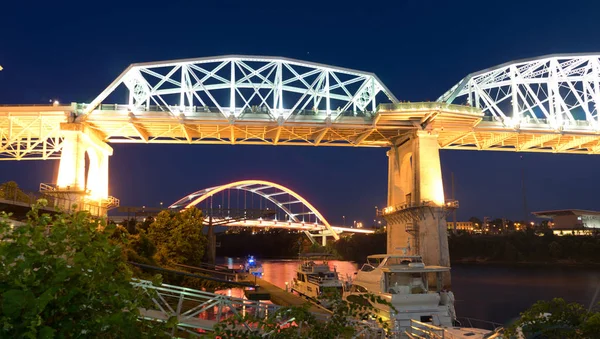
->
[2,0,600,224]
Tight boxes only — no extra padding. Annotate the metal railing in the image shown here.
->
[404,318,504,339]
[133,278,388,337]
[405,319,445,338]
[133,278,278,337]
[0,183,56,208]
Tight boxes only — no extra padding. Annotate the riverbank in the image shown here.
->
[217,230,600,267]
[451,258,600,268]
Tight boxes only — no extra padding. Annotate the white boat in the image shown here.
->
[244,255,263,277]
[291,254,344,307]
[345,254,503,338]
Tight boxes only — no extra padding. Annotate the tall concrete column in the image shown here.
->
[56,132,86,192]
[53,123,113,216]
[386,131,450,285]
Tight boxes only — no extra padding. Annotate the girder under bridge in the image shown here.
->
[169,180,374,245]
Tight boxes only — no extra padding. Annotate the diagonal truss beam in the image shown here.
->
[518,134,561,150]
[81,55,399,122]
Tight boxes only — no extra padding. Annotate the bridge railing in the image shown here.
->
[132,278,279,335]
[133,278,387,337]
[0,182,56,207]
[78,103,376,118]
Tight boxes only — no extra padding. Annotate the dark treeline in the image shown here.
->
[450,230,600,264]
[216,229,307,258]
[218,230,600,265]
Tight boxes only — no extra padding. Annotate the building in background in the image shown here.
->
[532,209,600,235]
[447,221,476,233]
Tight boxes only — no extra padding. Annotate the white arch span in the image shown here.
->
[169,180,340,240]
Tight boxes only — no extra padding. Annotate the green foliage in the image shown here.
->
[210,293,393,338]
[147,207,206,267]
[334,233,386,263]
[0,181,32,203]
[505,298,600,338]
[306,242,340,257]
[0,203,170,338]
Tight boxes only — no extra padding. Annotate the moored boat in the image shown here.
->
[290,253,344,307]
[345,254,504,338]
[244,255,263,277]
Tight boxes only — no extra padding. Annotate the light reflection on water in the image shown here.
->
[218,258,600,324]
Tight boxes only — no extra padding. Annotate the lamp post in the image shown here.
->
[342,215,345,226]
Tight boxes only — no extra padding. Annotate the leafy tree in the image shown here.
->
[0,202,170,338]
[548,241,563,260]
[147,207,206,267]
[0,181,31,203]
[210,293,394,338]
[505,298,600,338]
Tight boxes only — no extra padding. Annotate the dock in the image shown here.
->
[241,275,332,315]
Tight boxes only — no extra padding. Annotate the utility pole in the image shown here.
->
[451,172,457,234]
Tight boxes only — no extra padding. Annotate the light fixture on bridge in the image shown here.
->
[503,116,519,129]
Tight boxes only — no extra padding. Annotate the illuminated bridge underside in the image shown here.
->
[203,219,374,234]
[170,180,343,240]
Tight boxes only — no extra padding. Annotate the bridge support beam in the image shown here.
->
[50,123,115,216]
[386,131,450,286]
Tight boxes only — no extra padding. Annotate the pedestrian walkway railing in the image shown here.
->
[133,278,388,338]
[404,318,504,339]
[132,279,278,337]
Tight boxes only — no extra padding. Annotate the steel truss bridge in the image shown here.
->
[169,180,374,243]
[3,53,600,161]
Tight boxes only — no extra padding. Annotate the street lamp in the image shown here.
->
[342,215,345,226]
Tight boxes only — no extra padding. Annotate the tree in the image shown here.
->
[505,298,600,338]
[0,202,170,338]
[147,207,206,267]
[0,181,31,203]
[548,241,563,260]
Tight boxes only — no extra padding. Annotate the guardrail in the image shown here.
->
[404,318,504,339]
[133,277,388,337]
[132,278,277,336]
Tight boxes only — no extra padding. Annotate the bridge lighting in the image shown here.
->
[504,117,519,129]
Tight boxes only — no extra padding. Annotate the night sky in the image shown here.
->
[2,0,600,225]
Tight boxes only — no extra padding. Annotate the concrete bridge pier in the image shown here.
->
[46,123,116,216]
[385,130,451,286]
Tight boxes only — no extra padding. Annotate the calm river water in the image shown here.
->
[218,258,600,325]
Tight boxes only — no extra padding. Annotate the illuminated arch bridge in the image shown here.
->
[169,180,373,244]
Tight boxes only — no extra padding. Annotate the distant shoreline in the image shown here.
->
[451,258,600,269]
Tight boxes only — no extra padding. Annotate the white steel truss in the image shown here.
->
[439,53,600,131]
[82,55,398,122]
